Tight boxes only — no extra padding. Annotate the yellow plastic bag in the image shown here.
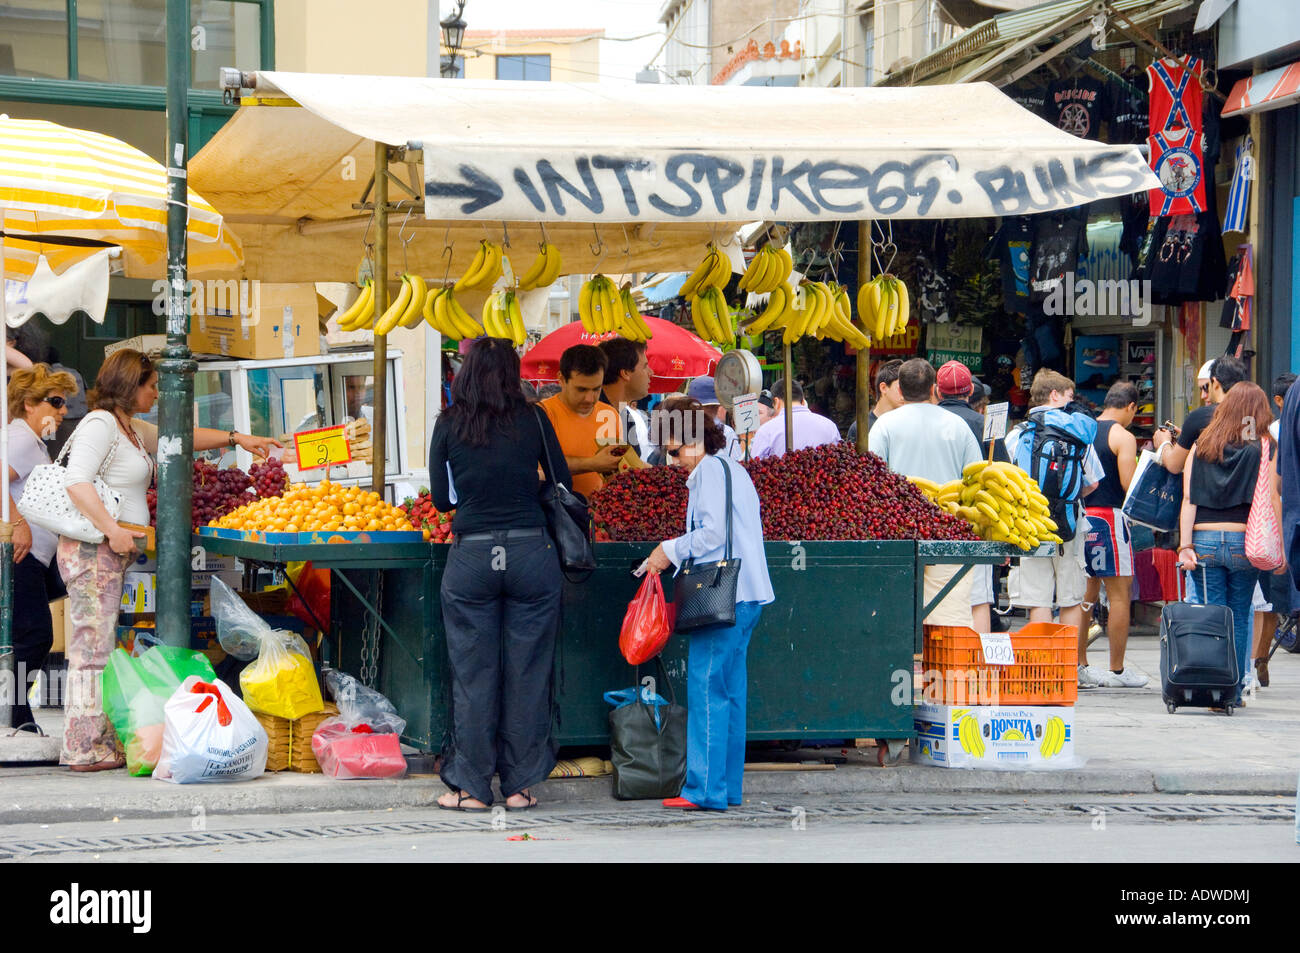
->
[240,631,325,721]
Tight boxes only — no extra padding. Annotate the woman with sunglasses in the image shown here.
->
[643,398,773,810]
[57,349,282,771]
[6,364,78,732]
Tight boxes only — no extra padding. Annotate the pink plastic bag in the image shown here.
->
[1245,440,1283,570]
[311,719,407,780]
[620,573,672,665]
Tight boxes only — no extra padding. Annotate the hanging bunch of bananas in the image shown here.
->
[372,273,428,336]
[856,274,911,343]
[741,281,870,349]
[614,284,654,342]
[335,280,376,332]
[689,285,734,348]
[908,461,1063,551]
[578,274,619,334]
[422,285,486,341]
[678,243,731,299]
[738,243,793,295]
[516,242,563,292]
[455,240,504,292]
[481,289,528,347]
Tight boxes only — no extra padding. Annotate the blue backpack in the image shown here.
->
[1013,408,1097,542]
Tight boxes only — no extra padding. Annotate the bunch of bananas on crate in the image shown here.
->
[954,710,985,758]
[857,274,911,342]
[455,240,505,292]
[516,242,563,292]
[1040,715,1067,758]
[481,289,528,347]
[908,461,1062,551]
[742,282,870,349]
[579,275,653,341]
[737,243,793,294]
[423,285,486,341]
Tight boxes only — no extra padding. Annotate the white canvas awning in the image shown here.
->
[190,71,1158,282]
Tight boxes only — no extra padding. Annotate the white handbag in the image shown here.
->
[17,422,123,544]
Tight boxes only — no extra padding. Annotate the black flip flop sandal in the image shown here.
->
[504,790,538,812]
[437,791,490,812]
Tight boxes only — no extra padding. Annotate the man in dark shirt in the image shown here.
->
[936,360,1010,463]
[1154,355,1248,474]
[846,358,903,443]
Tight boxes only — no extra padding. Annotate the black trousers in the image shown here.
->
[439,532,562,804]
[11,554,63,729]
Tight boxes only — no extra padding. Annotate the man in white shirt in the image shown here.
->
[869,358,983,628]
[868,358,982,484]
[598,338,654,461]
[1003,369,1102,648]
[751,379,842,458]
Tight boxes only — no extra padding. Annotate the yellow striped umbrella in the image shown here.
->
[0,116,242,279]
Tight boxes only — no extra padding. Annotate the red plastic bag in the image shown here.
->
[620,573,671,665]
[311,719,407,779]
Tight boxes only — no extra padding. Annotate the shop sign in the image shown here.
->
[872,323,921,354]
[1127,340,1155,364]
[294,424,352,470]
[927,323,982,354]
[928,349,982,373]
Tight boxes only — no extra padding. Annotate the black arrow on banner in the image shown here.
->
[424,164,504,214]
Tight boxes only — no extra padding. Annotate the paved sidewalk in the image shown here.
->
[2,631,1297,824]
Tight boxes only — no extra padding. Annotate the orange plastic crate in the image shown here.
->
[922,622,1078,706]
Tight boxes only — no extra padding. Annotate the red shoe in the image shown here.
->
[662,797,701,810]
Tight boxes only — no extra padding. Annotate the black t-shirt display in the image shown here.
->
[1029,212,1088,302]
[1043,75,1108,140]
[992,216,1035,314]
[1108,74,1149,144]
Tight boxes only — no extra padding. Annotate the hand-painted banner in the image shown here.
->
[424,149,1156,223]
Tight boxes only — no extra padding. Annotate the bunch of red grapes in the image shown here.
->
[250,457,289,498]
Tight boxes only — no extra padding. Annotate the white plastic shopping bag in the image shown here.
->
[154,676,269,784]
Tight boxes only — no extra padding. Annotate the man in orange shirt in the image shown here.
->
[539,344,624,500]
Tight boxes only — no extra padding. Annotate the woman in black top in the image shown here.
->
[430,338,571,811]
[1178,383,1280,705]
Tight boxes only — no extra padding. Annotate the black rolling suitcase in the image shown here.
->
[1160,597,1240,715]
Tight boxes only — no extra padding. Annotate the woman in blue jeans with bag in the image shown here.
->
[644,398,773,810]
[1178,383,1281,704]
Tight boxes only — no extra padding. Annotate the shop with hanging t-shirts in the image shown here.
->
[860,3,1260,443]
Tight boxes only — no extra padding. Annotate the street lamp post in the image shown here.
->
[440,1,468,78]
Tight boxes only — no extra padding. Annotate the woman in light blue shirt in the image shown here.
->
[645,398,774,811]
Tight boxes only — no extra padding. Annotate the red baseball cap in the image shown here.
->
[936,360,973,396]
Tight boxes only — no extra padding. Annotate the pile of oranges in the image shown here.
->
[210,480,419,535]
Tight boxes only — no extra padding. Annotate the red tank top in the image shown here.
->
[1147,56,1203,134]
[1148,126,1207,215]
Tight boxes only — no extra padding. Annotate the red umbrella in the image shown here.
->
[521,316,720,393]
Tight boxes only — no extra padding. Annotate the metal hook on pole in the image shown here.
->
[589,223,605,257]
[538,221,549,251]
[501,221,511,249]
[620,224,631,257]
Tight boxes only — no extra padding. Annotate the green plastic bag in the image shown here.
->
[103,645,216,776]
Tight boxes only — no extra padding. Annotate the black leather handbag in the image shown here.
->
[534,407,596,575]
[673,455,740,632]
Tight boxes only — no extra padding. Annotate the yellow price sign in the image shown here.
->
[294,424,352,470]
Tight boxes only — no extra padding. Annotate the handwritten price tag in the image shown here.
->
[979,632,1015,666]
[293,424,352,471]
[733,393,760,435]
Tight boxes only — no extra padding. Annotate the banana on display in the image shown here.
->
[454,240,504,292]
[913,461,1063,551]
[516,242,563,292]
[482,289,528,347]
[688,285,734,348]
[423,285,485,340]
[335,280,375,332]
[856,274,911,344]
[374,273,421,336]
[678,243,732,299]
[738,243,794,295]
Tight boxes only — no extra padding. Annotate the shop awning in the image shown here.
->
[190,71,1158,282]
[1223,61,1300,117]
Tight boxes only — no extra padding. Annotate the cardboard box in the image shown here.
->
[120,572,156,614]
[190,283,321,360]
[913,704,1075,769]
[105,334,168,359]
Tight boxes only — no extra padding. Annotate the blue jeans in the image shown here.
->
[680,601,763,810]
[1190,530,1259,697]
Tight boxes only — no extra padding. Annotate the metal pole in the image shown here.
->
[783,341,794,454]
[1,224,12,728]
[371,142,389,493]
[855,220,871,454]
[157,0,194,647]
